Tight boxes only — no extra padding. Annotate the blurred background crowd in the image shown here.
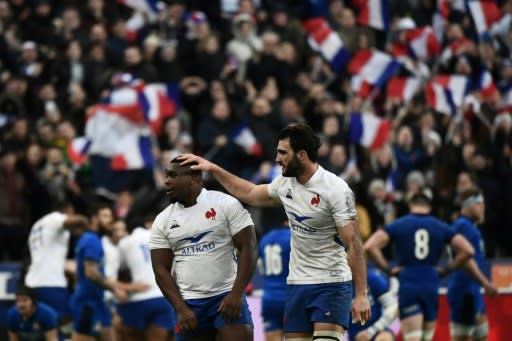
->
[0,0,511,263]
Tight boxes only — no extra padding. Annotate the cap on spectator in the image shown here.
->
[396,17,416,30]
[407,171,425,187]
[188,11,207,25]
[21,41,37,51]
[368,179,385,196]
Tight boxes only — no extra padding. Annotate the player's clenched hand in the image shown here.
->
[218,292,243,322]
[176,305,198,333]
[484,282,498,297]
[178,154,213,172]
[352,295,371,325]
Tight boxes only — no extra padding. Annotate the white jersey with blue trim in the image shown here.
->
[118,227,164,302]
[25,212,69,287]
[149,189,254,299]
[267,166,357,285]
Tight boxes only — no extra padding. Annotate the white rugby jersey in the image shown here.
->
[102,235,120,280]
[267,165,357,285]
[25,212,69,287]
[149,189,253,299]
[118,227,164,302]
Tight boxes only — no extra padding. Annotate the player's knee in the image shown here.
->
[312,330,344,341]
[421,329,434,341]
[473,321,489,340]
[403,330,422,340]
[450,322,473,338]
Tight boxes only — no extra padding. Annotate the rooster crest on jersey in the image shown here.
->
[205,208,216,220]
[311,194,320,206]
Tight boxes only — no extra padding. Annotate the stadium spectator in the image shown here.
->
[7,286,59,341]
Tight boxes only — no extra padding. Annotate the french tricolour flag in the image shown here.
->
[425,82,457,115]
[348,49,401,89]
[467,0,501,34]
[439,38,474,65]
[110,131,154,170]
[432,75,470,107]
[387,77,421,102]
[116,0,159,21]
[230,123,262,156]
[139,83,178,135]
[349,112,391,150]
[406,26,441,60]
[67,137,91,166]
[85,105,155,170]
[499,86,512,114]
[475,69,498,99]
[303,17,351,72]
[354,0,390,31]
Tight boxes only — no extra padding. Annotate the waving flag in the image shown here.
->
[230,123,262,156]
[85,105,155,170]
[425,82,457,115]
[353,0,390,30]
[406,26,441,60]
[116,0,159,21]
[139,83,178,135]
[303,17,351,72]
[349,112,391,150]
[432,75,470,107]
[387,77,421,102]
[67,137,91,166]
[474,69,498,99]
[348,49,401,89]
[468,0,501,34]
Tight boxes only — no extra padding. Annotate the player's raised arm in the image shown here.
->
[178,153,279,207]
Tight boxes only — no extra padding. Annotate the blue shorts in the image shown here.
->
[118,297,174,330]
[398,284,438,322]
[70,296,111,336]
[448,286,486,325]
[284,281,353,333]
[33,287,70,320]
[262,297,285,332]
[174,292,253,341]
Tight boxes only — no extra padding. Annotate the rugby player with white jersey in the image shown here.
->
[117,217,174,341]
[179,123,371,341]
[150,157,258,341]
[25,201,88,323]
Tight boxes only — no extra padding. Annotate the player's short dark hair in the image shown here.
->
[408,188,433,206]
[459,187,482,202]
[170,156,202,177]
[15,286,36,302]
[278,123,321,162]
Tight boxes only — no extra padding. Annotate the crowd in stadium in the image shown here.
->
[0,0,512,339]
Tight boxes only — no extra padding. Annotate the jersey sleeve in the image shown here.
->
[83,236,103,262]
[331,181,358,227]
[368,270,390,298]
[149,212,170,250]
[384,221,399,238]
[440,221,456,243]
[267,175,284,204]
[39,305,58,330]
[6,307,20,331]
[223,195,254,236]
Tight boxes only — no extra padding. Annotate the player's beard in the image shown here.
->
[282,154,303,177]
